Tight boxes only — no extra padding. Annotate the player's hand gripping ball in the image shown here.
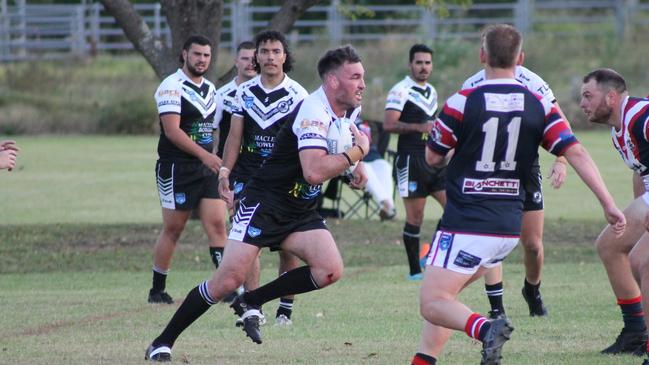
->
[327,118,358,176]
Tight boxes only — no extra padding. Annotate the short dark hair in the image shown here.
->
[253,30,293,73]
[179,35,211,64]
[409,44,434,63]
[317,45,362,80]
[482,24,522,69]
[236,41,255,54]
[583,68,627,94]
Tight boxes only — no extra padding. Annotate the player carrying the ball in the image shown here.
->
[145,44,369,361]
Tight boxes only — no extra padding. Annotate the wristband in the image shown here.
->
[345,145,364,164]
[356,144,365,156]
[341,152,353,167]
[219,166,230,174]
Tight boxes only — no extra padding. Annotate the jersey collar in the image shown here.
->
[176,68,205,87]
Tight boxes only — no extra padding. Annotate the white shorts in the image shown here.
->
[425,231,519,275]
[642,191,649,206]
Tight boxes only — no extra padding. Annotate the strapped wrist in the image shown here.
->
[341,152,353,167]
[345,145,364,164]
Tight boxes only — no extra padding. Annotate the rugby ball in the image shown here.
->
[327,118,357,175]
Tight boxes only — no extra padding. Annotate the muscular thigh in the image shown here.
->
[282,229,341,269]
[600,197,649,253]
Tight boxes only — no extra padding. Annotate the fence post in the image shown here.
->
[514,0,532,34]
[153,3,161,39]
[615,0,630,40]
[72,5,86,57]
[421,7,437,41]
[17,0,25,58]
[90,3,100,56]
[327,0,342,47]
[0,0,8,60]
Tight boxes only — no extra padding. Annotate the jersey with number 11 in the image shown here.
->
[428,79,577,236]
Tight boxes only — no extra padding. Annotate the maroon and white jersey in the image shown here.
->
[428,79,577,236]
[612,96,649,191]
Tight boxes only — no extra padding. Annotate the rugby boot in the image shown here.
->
[148,289,174,304]
[601,327,648,355]
[521,287,548,317]
[480,318,514,365]
[230,295,263,344]
[487,309,507,320]
[145,343,172,362]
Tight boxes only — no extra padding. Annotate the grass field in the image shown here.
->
[0,130,635,224]
[0,131,642,364]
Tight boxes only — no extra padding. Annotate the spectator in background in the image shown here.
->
[357,119,396,220]
[0,140,19,170]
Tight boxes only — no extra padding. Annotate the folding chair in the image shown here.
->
[317,119,395,220]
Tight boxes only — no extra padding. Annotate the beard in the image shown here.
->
[414,73,429,82]
[588,104,613,125]
[186,62,207,78]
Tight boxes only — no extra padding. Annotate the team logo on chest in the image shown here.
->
[244,96,254,108]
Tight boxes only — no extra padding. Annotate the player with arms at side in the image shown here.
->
[210,41,258,302]
[218,31,308,326]
[384,44,445,281]
[462,43,572,319]
[579,68,649,359]
[144,45,369,361]
[410,24,625,365]
[148,35,222,304]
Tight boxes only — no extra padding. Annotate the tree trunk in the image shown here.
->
[216,0,322,86]
[161,0,223,81]
[100,0,174,79]
[100,0,320,81]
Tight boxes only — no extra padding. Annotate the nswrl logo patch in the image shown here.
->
[175,193,186,204]
[439,232,453,251]
[247,226,262,238]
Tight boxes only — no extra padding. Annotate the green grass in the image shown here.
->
[0,131,641,364]
[0,130,634,225]
[0,248,639,365]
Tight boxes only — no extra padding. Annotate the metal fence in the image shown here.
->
[1,0,648,61]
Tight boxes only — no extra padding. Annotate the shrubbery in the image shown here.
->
[1,33,649,134]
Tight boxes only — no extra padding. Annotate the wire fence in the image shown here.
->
[1,0,648,61]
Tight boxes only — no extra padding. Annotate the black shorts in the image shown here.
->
[393,153,446,198]
[228,191,328,251]
[230,171,248,202]
[155,160,219,210]
[523,164,543,211]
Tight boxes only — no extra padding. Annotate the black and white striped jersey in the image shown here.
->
[155,69,217,161]
[231,74,308,181]
[213,78,239,158]
[385,76,438,155]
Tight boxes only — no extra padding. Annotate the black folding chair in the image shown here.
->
[317,119,395,220]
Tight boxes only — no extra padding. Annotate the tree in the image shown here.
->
[99,0,322,81]
[98,0,471,82]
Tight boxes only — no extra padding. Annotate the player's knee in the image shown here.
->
[209,272,244,297]
[313,262,344,287]
[594,235,616,259]
[521,238,542,256]
[162,225,184,242]
[630,253,649,279]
